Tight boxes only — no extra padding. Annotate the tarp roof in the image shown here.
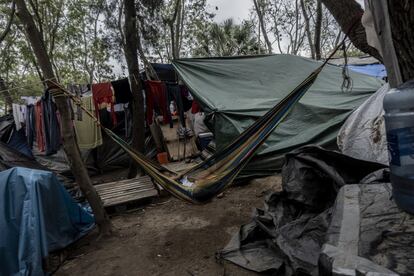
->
[173,54,383,177]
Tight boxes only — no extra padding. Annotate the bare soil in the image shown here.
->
[56,176,282,276]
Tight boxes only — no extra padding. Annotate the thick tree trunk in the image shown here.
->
[321,0,382,61]
[253,0,272,54]
[314,0,322,60]
[388,0,414,82]
[123,0,145,179]
[15,0,112,235]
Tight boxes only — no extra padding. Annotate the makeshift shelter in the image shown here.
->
[0,114,33,158]
[173,54,383,177]
[0,167,94,275]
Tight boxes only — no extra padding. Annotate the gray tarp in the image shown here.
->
[219,146,409,275]
[173,54,383,177]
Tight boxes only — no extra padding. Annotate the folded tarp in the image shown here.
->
[173,54,383,177]
[0,167,94,275]
[219,146,392,275]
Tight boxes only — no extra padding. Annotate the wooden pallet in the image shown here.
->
[94,176,158,207]
[159,116,199,161]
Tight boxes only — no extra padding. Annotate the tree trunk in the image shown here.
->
[388,0,414,82]
[300,0,315,59]
[123,0,145,179]
[321,0,382,61]
[253,0,272,54]
[0,78,13,114]
[314,0,322,60]
[15,0,112,236]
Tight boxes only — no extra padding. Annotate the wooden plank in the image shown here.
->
[103,190,158,207]
[94,176,153,190]
[94,175,158,207]
[159,116,199,161]
[98,186,155,198]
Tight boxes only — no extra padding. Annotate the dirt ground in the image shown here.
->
[56,175,282,276]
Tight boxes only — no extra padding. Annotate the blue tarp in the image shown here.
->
[348,64,387,79]
[0,167,94,275]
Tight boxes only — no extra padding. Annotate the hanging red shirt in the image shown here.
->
[92,82,117,126]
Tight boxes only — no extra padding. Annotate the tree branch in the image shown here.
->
[321,0,382,61]
[0,1,16,44]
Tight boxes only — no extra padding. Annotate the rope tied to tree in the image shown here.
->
[341,41,353,92]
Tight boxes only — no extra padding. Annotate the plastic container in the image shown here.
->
[157,152,169,164]
[383,80,414,213]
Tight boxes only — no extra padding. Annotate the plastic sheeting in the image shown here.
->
[0,141,46,172]
[348,64,387,79]
[319,182,413,275]
[219,146,387,275]
[0,114,34,158]
[0,167,94,275]
[173,55,383,177]
[337,83,389,165]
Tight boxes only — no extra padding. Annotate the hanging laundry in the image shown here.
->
[166,83,186,127]
[12,104,26,131]
[26,104,35,149]
[111,78,133,104]
[73,96,103,149]
[41,89,61,155]
[145,80,170,125]
[92,82,117,125]
[35,101,45,152]
[68,84,83,121]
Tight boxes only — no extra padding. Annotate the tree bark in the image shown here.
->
[123,0,145,179]
[253,0,272,54]
[0,78,13,114]
[321,0,382,61]
[388,0,414,82]
[314,0,322,60]
[15,0,112,235]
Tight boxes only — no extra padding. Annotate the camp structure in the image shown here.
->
[173,54,383,177]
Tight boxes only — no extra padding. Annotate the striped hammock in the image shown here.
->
[100,65,324,203]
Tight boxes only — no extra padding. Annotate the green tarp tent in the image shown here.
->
[173,54,383,177]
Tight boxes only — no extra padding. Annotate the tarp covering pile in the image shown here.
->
[173,54,383,177]
[0,167,94,275]
[337,83,390,165]
[219,146,413,275]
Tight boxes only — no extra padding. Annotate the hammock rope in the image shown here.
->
[47,37,347,204]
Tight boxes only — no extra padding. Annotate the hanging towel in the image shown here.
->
[145,80,170,125]
[111,78,133,104]
[73,96,103,149]
[92,82,117,126]
[166,83,186,127]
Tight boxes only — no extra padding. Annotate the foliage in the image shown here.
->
[193,19,266,57]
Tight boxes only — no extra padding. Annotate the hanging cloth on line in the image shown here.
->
[145,80,170,125]
[166,83,186,127]
[92,82,117,126]
[73,96,103,149]
[41,89,61,155]
[111,78,133,104]
[34,101,45,152]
